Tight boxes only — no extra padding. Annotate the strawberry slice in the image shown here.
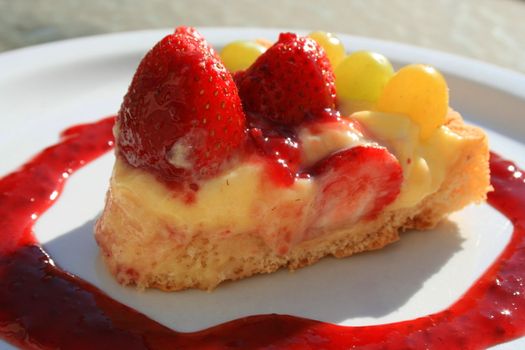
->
[117,27,246,183]
[235,33,336,126]
[311,146,403,229]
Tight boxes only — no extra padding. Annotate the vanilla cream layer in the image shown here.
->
[112,157,318,254]
[110,112,466,254]
[352,110,465,209]
[299,118,369,167]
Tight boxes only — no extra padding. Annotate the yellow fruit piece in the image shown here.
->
[335,51,394,103]
[377,64,449,139]
[220,41,267,72]
[308,31,346,68]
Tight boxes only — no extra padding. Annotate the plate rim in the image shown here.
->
[1,26,524,100]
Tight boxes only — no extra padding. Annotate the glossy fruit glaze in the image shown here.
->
[1,117,524,349]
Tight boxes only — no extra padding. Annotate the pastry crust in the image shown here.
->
[95,111,490,291]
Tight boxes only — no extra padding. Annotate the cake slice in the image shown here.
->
[95,28,490,291]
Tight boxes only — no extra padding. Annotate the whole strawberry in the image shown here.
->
[235,33,336,126]
[117,27,246,183]
[173,26,220,59]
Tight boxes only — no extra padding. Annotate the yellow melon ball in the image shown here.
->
[308,31,346,69]
[335,51,394,103]
[220,41,267,72]
[377,64,449,139]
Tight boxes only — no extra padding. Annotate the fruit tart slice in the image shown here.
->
[95,27,490,291]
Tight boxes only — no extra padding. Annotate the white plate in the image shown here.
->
[1,28,525,349]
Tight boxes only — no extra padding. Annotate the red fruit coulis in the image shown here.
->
[246,108,350,186]
[1,117,525,349]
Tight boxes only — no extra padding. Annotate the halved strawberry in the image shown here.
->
[117,27,246,183]
[311,146,403,229]
[235,33,336,126]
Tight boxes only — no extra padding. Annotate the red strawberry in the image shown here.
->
[117,27,246,183]
[174,26,204,40]
[311,146,403,229]
[173,26,219,58]
[248,126,301,187]
[235,33,336,126]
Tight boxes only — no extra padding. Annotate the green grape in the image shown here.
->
[335,51,394,103]
[308,31,346,68]
[220,40,266,72]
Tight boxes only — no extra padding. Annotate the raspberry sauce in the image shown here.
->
[1,117,525,349]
